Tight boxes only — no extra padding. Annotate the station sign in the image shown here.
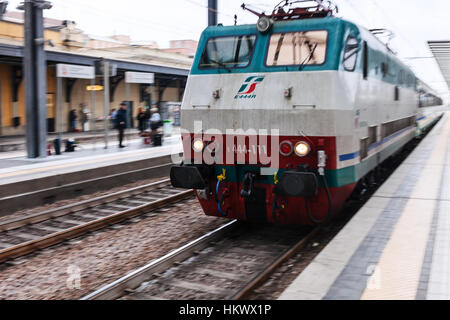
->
[125,71,154,84]
[57,64,95,79]
[86,85,104,91]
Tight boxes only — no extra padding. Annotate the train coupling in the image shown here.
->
[274,166,318,198]
[170,165,206,189]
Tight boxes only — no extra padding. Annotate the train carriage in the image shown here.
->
[170,1,438,225]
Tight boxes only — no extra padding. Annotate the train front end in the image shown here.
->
[171,16,359,225]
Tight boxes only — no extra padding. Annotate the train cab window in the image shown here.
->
[199,35,256,69]
[343,36,358,71]
[265,30,328,66]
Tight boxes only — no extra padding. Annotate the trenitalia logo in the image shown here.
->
[234,76,264,99]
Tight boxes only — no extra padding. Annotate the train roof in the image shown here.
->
[194,16,417,87]
[204,16,408,66]
[203,16,348,36]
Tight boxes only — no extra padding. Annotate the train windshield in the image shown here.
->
[266,30,328,66]
[199,35,256,69]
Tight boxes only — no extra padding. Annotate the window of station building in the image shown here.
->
[265,30,328,67]
[199,35,256,69]
[343,36,359,71]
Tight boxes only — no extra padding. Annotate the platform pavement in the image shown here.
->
[0,126,181,152]
[279,111,450,300]
[0,129,138,152]
[0,132,184,214]
[0,134,183,185]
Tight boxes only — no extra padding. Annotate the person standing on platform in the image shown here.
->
[150,107,162,146]
[136,107,146,133]
[116,103,128,148]
[80,104,89,132]
[69,109,77,132]
[150,107,161,131]
[144,106,151,130]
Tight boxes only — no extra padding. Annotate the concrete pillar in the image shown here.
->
[208,0,217,26]
[23,0,52,158]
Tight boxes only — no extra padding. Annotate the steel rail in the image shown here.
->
[0,186,194,263]
[0,179,172,232]
[0,158,174,216]
[231,226,321,300]
[81,220,238,300]
[81,222,319,301]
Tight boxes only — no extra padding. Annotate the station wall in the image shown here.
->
[0,64,25,136]
[0,20,62,46]
[0,64,182,135]
[0,18,186,136]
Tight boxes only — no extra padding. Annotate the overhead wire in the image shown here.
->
[367,0,422,57]
[183,0,236,19]
[340,0,444,90]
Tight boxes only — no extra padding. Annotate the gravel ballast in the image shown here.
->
[0,198,226,300]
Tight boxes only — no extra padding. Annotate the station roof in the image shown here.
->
[0,40,190,77]
[428,41,450,90]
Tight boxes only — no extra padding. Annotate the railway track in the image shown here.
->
[0,179,193,264]
[0,154,176,216]
[82,221,320,300]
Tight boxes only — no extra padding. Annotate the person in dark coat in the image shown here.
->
[69,109,77,132]
[136,107,146,133]
[116,103,127,148]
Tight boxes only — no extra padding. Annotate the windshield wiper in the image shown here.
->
[298,43,318,71]
[210,59,231,73]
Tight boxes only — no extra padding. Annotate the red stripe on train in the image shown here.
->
[182,133,338,170]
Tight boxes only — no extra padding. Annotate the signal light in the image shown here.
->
[294,141,311,157]
[279,140,293,156]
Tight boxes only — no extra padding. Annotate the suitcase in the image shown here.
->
[152,134,162,146]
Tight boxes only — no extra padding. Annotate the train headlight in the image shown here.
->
[279,140,293,156]
[294,141,311,157]
[192,139,205,152]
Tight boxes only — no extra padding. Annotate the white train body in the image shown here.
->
[171,16,441,224]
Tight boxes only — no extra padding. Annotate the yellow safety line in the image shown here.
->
[361,115,450,300]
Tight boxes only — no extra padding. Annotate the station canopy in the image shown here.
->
[428,41,450,90]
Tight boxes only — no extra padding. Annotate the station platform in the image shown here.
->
[280,111,450,300]
[0,129,142,153]
[0,132,182,215]
[0,135,182,180]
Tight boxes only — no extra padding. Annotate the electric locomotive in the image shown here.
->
[170,1,432,225]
